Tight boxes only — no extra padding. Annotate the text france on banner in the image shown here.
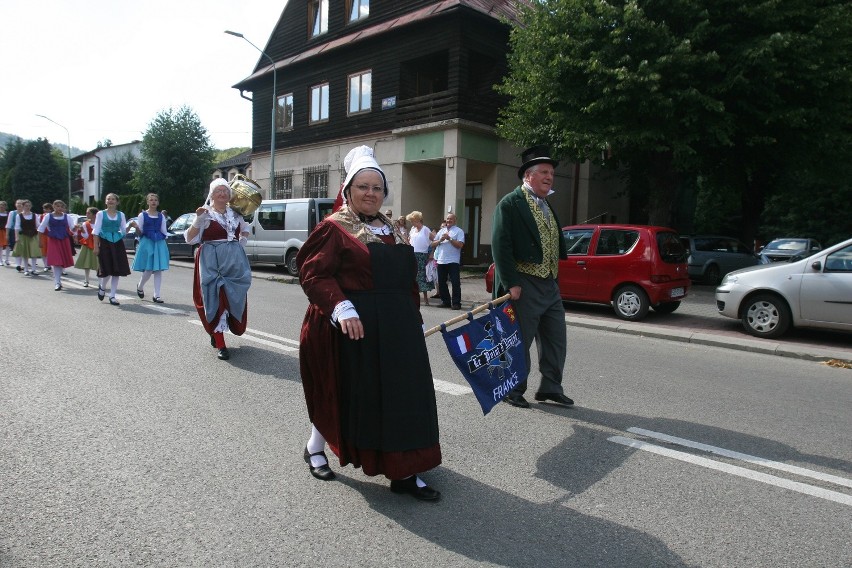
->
[441,302,527,415]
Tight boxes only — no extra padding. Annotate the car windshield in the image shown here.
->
[764,239,807,252]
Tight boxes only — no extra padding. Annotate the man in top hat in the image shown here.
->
[491,145,573,408]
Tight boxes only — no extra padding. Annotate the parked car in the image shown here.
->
[679,235,759,284]
[164,212,198,258]
[758,237,821,264]
[242,198,334,276]
[122,226,139,252]
[715,237,852,338]
[486,224,691,321]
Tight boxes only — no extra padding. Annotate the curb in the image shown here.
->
[252,267,852,366]
[563,315,852,364]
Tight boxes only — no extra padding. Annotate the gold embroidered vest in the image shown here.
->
[516,191,560,278]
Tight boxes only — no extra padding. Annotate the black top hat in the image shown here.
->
[518,144,559,179]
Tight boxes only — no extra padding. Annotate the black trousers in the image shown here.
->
[437,262,461,306]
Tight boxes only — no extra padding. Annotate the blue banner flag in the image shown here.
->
[441,302,527,415]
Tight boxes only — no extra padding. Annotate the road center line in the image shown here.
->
[608,436,852,507]
[187,321,471,394]
[627,427,852,489]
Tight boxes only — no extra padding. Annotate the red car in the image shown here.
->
[486,224,691,321]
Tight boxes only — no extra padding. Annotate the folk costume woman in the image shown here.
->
[92,193,132,305]
[297,146,442,501]
[74,207,99,287]
[37,200,76,291]
[12,200,42,276]
[130,193,170,303]
[185,178,251,361]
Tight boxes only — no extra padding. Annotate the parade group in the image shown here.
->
[2,143,574,503]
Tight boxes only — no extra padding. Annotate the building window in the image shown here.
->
[273,170,294,199]
[304,165,329,198]
[88,165,95,181]
[310,83,330,124]
[347,0,369,23]
[348,70,372,115]
[277,93,294,132]
[309,0,328,37]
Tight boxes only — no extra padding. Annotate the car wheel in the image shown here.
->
[652,301,680,314]
[741,293,791,338]
[285,249,299,277]
[613,285,649,321]
[704,264,721,285]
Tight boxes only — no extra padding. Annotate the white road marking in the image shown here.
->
[186,320,471,394]
[609,436,852,507]
[433,379,473,396]
[187,320,298,352]
[628,427,852,489]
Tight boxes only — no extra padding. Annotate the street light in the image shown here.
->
[35,114,72,204]
[225,29,277,193]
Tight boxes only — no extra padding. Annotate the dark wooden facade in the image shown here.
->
[234,1,521,154]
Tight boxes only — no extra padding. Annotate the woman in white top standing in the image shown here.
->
[405,210,435,306]
[92,193,131,305]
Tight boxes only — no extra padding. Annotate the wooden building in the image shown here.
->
[232,0,627,265]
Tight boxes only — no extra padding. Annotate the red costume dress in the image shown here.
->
[297,210,441,480]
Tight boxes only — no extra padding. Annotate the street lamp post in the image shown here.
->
[225,30,277,194]
[35,114,72,204]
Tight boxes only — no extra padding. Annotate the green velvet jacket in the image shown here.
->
[491,186,568,298]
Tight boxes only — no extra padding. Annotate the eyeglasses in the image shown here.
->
[353,184,384,194]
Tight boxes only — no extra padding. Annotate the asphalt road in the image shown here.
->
[1,261,850,567]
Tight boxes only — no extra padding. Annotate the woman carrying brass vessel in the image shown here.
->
[185,178,252,361]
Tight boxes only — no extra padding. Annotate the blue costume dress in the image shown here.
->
[96,211,131,277]
[132,211,170,272]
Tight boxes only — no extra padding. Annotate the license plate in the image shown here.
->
[670,287,685,298]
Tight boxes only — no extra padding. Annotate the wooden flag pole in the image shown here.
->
[423,293,512,337]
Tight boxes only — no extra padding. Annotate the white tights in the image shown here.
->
[138,270,162,297]
[99,275,120,298]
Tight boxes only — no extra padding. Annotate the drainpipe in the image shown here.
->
[571,162,580,224]
[96,154,102,202]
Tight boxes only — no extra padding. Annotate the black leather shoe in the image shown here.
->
[136,287,144,299]
[152,297,164,303]
[534,392,575,406]
[503,393,530,408]
[304,447,336,481]
[217,348,230,360]
[451,304,462,310]
[390,477,440,501]
[97,286,105,301]
[439,303,452,308]
[108,297,120,306]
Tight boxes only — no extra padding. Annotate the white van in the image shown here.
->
[243,198,334,275]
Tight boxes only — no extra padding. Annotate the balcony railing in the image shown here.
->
[395,89,459,128]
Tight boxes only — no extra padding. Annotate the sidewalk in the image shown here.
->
[451,271,852,365]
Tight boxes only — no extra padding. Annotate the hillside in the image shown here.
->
[0,131,85,157]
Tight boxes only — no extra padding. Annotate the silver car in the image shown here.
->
[715,237,852,338]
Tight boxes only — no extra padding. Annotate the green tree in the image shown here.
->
[102,151,139,196]
[497,0,721,226]
[134,106,215,215]
[0,137,26,204]
[496,0,852,239]
[10,139,64,207]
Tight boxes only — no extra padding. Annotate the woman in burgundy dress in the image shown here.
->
[297,146,441,501]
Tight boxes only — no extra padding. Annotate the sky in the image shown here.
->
[0,1,287,152]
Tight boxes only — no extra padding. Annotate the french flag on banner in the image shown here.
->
[455,333,473,354]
